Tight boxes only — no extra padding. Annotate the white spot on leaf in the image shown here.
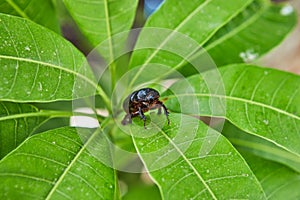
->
[239,49,259,62]
[70,115,99,128]
[280,5,294,16]
[25,46,30,51]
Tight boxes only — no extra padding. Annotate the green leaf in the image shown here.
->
[222,121,300,173]
[242,152,300,199]
[0,102,48,159]
[0,14,98,102]
[0,127,117,199]
[0,0,60,33]
[130,0,252,69]
[129,0,296,77]
[123,184,161,200]
[130,113,266,199]
[164,64,300,167]
[63,0,138,58]
[204,0,297,66]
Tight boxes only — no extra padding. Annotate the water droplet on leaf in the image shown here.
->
[38,82,43,91]
[239,49,259,62]
[263,119,269,125]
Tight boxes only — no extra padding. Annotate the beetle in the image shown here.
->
[121,88,170,128]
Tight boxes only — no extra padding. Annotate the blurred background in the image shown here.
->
[260,1,300,75]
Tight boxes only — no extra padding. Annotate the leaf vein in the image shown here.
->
[270,75,290,106]
[167,94,300,120]
[229,68,247,96]
[68,171,104,198]
[0,172,53,184]
[167,172,194,198]
[55,189,73,200]
[1,20,19,98]
[14,152,67,167]
[25,23,41,96]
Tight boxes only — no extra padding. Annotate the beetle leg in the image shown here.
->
[138,107,147,129]
[160,102,170,125]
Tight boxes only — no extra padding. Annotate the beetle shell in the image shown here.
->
[122,88,169,128]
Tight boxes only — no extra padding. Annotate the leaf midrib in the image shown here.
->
[0,54,97,89]
[103,0,114,62]
[161,130,217,199]
[132,123,218,199]
[229,138,300,166]
[129,0,213,86]
[0,110,73,122]
[166,93,300,121]
[171,0,267,72]
[204,0,267,51]
[0,53,111,108]
[45,129,104,199]
[5,0,29,19]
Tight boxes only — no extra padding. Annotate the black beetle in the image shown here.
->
[121,88,170,128]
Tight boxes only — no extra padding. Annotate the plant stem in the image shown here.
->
[0,110,106,122]
[96,84,112,112]
[110,62,117,93]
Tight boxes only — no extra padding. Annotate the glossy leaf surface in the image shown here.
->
[242,152,300,199]
[0,14,96,102]
[130,113,265,199]
[164,64,300,166]
[205,1,297,66]
[63,0,138,62]
[129,0,296,76]
[222,121,300,173]
[0,102,48,159]
[0,127,116,199]
[0,0,60,32]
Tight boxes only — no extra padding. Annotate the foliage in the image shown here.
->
[0,0,299,199]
